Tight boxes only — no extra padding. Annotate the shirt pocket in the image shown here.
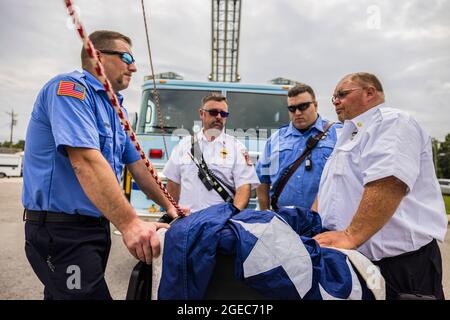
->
[333,142,359,176]
[98,127,114,163]
[314,140,335,165]
[270,143,294,170]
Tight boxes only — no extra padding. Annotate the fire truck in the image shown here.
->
[124,78,291,219]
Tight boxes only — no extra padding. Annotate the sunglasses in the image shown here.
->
[100,50,135,65]
[287,102,313,113]
[331,87,364,103]
[202,109,230,118]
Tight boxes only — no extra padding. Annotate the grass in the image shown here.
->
[444,195,450,215]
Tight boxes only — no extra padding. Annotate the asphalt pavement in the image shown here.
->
[0,178,449,299]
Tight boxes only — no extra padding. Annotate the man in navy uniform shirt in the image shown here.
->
[22,30,186,299]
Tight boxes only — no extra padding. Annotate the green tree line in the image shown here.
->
[0,139,25,150]
[434,133,450,179]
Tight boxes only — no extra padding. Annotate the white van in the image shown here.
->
[0,153,23,178]
[439,179,450,196]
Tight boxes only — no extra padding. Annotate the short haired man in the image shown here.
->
[256,84,340,210]
[163,94,260,212]
[313,72,448,299]
[23,30,187,299]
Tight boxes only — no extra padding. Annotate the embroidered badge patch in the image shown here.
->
[57,81,86,100]
[242,150,253,166]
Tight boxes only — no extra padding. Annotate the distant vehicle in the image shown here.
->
[0,153,23,178]
[439,179,450,196]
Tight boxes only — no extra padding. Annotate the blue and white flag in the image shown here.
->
[153,203,384,300]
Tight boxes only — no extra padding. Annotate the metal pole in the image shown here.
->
[6,109,17,147]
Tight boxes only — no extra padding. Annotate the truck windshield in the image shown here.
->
[140,89,289,134]
[141,89,219,134]
[225,91,288,131]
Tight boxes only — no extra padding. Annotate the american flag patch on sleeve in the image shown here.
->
[57,81,86,100]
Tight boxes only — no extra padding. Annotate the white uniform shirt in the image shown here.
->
[318,104,447,261]
[163,130,260,212]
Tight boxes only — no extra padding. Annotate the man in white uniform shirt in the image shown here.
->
[313,72,448,300]
[163,94,260,212]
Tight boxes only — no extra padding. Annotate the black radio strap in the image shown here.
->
[190,135,235,203]
[270,122,334,211]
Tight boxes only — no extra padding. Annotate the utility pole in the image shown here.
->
[6,109,18,148]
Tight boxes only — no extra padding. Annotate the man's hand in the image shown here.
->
[313,230,358,250]
[121,217,170,264]
[166,205,191,219]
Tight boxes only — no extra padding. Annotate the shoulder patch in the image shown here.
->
[241,149,253,166]
[57,80,86,100]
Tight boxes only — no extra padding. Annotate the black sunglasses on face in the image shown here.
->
[287,101,314,113]
[202,109,229,118]
[99,50,135,65]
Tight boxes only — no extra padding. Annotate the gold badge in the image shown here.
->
[357,122,363,127]
[220,148,228,159]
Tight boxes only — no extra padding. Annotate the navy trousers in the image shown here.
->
[373,239,445,300]
[24,218,112,300]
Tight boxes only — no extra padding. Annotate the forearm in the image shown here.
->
[346,176,407,246]
[256,183,270,210]
[66,147,137,232]
[233,184,251,210]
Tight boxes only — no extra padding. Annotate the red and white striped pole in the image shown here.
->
[64,0,184,217]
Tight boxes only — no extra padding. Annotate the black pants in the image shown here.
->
[24,218,112,300]
[372,239,444,300]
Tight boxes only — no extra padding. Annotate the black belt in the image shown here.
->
[23,209,106,223]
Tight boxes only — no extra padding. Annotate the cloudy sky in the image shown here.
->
[1,0,449,143]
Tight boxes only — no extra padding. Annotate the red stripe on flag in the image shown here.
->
[57,81,85,100]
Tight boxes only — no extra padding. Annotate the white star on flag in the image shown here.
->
[231,216,313,298]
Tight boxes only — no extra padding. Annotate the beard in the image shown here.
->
[208,120,224,131]
[203,127,223,140]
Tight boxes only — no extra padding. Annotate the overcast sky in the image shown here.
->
[1,0,449,143]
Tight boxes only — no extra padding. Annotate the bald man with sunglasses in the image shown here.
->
[164,94,260,212]
[256,84,340,211]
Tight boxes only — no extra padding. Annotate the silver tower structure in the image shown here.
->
[209,0,242,82]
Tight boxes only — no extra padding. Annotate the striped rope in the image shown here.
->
[64,0,184,217]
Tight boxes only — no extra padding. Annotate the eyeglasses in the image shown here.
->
[99,50,135,65]
[202,109,229,118]
[287,101,314,113]
[331,87,364,103]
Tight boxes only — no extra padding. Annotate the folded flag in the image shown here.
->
[153,204,385,300]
